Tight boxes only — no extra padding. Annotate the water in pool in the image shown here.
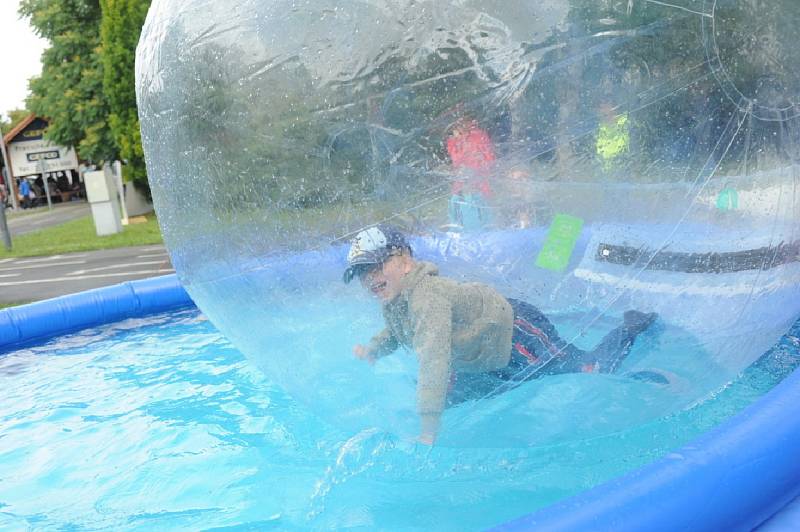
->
[1,308,798,530]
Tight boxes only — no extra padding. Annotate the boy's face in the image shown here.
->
[360,254,411,302]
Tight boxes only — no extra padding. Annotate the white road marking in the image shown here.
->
[0,273,20,278]
[13,254,87,264]
[68,260,168,276]
[136,253,169,259]
[0,260,87,272]
[0,258,14,264]
[14,255,65,263]
[0,269,176,286]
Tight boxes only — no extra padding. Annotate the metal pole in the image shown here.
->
[39,157,52,211]
[0,200,11,251]
[112,160,129,225]
[0,133,18,210]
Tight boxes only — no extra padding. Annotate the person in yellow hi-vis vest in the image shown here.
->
[595,102,630,174]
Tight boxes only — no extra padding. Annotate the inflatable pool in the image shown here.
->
[7,0,795,527]
[1,265,800,529]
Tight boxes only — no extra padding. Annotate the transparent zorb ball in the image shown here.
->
[136,0,800,446]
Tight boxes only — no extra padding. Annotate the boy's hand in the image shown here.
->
[417,433,436,446]
[418,413,441,445]
[353,344,376,365]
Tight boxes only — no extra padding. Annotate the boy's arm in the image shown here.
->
[410,292,453,444]
[366,328,399,360]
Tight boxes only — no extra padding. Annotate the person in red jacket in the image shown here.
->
[446,116,496,229]
[446,116,495,194]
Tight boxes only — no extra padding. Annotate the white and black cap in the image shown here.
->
[342,224,411,283]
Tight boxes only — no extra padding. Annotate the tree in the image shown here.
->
[100,0,151,195]
[0,109,32,136]
[20,0,116,163]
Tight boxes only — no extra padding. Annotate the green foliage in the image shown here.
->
[20,0,116,163]
[0,109,31,136]
[100,0,151,196]
[19,0,151,194]
[157,31,485,218]
[512,0,798,180]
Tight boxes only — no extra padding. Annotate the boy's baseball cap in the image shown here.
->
[342,224,411,283]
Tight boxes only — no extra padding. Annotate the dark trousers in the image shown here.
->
[446,299,652,405]
[498,299,645,379]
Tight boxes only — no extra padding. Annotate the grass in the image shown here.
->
[0,214,164,258]
[0,301,33,310]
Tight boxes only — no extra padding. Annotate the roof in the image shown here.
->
[3,113,38,144]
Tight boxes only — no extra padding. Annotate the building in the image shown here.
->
[3,114,82,206]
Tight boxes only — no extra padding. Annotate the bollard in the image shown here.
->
[0,201,11,251]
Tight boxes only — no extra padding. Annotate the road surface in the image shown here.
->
[0,245,175,304]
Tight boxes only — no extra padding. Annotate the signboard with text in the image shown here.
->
[8,139,79,176]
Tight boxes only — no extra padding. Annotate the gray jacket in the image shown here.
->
[367,261,513,416]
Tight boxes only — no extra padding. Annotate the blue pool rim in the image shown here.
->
[0,274,193,350]
[1,274,800,529]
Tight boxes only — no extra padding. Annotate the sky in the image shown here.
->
[0,0,47,121]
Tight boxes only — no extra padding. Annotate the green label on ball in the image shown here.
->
[536,214,584,272]
[716,187,739,211]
